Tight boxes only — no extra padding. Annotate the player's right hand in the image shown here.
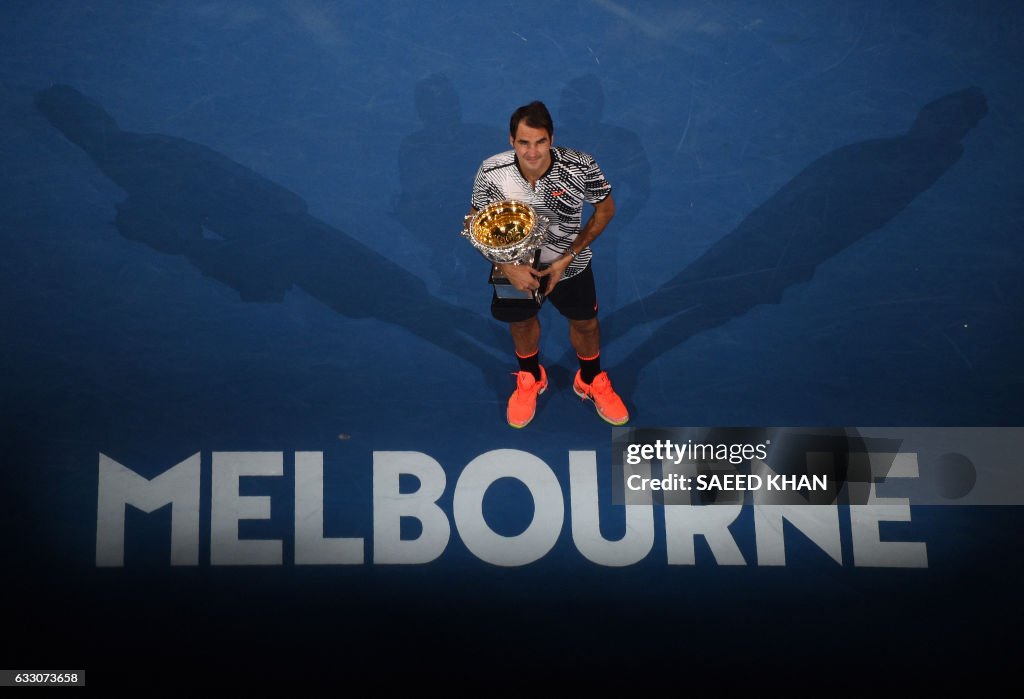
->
[499,263,543,292]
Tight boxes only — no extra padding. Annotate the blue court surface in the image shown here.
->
[2,0,1022,689]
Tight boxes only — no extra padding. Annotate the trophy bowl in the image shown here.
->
[462,199,548,266]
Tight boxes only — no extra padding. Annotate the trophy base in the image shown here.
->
[490,264,547,306]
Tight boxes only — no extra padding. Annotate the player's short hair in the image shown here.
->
[510,101,554,138]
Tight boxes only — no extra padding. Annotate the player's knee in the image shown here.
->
[570,317,598,334]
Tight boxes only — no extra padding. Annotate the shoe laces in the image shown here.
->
[590,372,614,395]
[514,370,538,390]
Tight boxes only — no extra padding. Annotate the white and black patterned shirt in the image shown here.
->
[471,146,612,280]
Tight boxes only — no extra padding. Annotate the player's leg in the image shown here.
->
[493,299,547,428]
[547,265,630,426]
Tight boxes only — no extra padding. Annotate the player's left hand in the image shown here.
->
[541,254,573,294]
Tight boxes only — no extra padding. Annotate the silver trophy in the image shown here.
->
[461,199,550,304]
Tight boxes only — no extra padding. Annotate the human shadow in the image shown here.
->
[557,75,651,303]
[597,87,988,396]
[35,85,507,393]
[393,74,506,300]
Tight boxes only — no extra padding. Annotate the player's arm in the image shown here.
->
[541,194,616,292]
[573,193,615,253]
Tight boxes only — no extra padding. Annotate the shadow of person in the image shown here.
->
[393,74,506,300]
[35,84,507,394]
[557,74,651,302]
[597,87,988,397]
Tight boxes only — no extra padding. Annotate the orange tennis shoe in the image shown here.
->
[573,370,630,425]
[507,365,548,428]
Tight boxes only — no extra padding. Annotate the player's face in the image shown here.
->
[511,123,552,178]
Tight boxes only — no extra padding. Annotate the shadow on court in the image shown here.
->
[597,87,988,396]
[35,84,509,396]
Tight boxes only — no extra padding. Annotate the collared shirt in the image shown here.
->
[471,146,612,279]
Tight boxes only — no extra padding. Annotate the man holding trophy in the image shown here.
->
[463,101,629,428]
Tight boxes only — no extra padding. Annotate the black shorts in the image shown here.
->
[491,263,598,323]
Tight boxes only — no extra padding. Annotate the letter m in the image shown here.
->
[96,453,201,567]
